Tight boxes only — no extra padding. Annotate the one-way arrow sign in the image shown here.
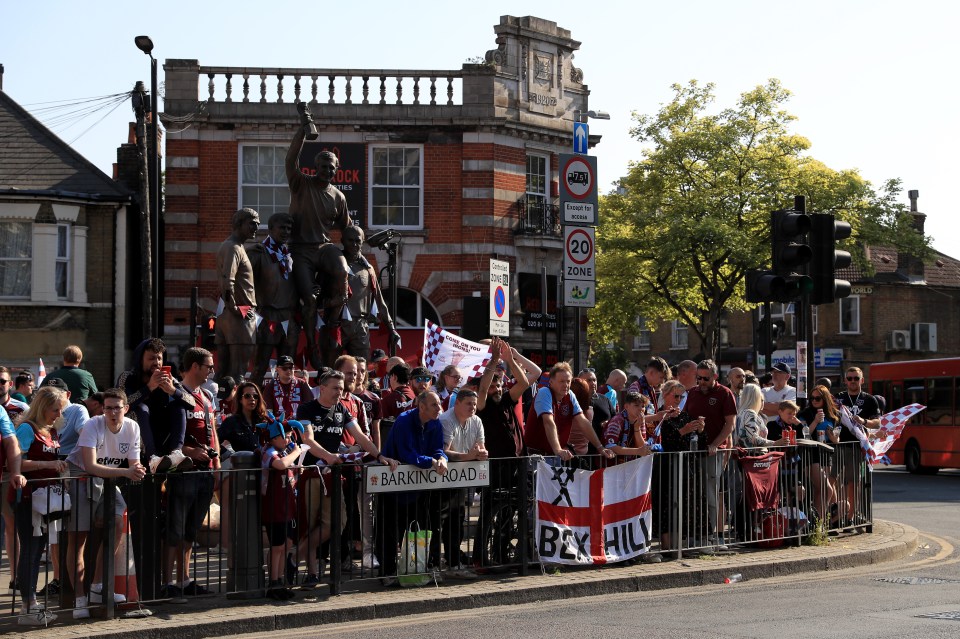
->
[573,121,589,155]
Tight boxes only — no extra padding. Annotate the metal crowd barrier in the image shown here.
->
[0,443,872,626]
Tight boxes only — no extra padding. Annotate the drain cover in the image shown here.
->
[875,577,960,585]
[917,611,960,620]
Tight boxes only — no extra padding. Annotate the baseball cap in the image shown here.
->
[771,362,791,375]
[277,355,295,368]
[41,377,69,391]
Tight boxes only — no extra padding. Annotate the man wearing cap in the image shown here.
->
[762,362,796,424]
[263,355,313,419]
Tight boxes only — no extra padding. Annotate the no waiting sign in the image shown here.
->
[489,259,510,337]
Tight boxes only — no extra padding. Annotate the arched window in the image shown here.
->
[393,287,441,328]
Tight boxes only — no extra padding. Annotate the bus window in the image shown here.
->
[925,378,953,425]
[890,383,902,411]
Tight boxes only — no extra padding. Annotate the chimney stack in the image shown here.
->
[0,64,5,91]
[896,188,926,281]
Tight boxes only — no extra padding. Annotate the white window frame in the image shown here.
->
[788,304,818,336]
[524,152,550,226]
[393,287,440,328]
[839,296,861,334]
[238,145,290,225]
[0,220,32,299]
[367,144,424,230]
[56,223,70,299]
[670,320,688,350]
[633,316,651,350]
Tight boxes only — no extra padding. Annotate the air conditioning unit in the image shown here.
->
[912,323,938,352]
[886,330,911,351]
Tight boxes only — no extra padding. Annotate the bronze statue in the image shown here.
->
[286,103,352,370]
[331,226,401,363]
[215,208,260,381]
[248,212,299,384]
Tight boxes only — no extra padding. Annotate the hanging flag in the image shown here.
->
[535,457,654,565]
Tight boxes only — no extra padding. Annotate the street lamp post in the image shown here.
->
[570,109,609,373]
[135,36,161,338]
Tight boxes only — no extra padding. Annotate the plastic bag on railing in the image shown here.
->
[397,522,432,587]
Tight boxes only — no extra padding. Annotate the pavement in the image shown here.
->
[15,519,917,639]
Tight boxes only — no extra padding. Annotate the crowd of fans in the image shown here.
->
[0,341,878,625]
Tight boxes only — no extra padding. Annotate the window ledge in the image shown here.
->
[0,300,93,308]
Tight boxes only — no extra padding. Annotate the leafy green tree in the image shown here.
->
[592,79,929,358]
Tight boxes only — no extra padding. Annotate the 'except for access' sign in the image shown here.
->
[559,154,598,226]
[563,226,595,281]
[489,259,510,337]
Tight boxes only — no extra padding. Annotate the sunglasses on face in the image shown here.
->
[672,393,684,399]
[414,376,432,383]
[846,377,861,381]
[242,393,259,400]
[811,395,823,400]
[0,379,9,385]
[696,375,712,382]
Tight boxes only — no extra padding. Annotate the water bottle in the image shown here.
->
[689,431,699,452]
[724,573,743,584]
[802,424,810,440]
[817,429,826,443]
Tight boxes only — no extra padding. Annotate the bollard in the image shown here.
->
[226,452,264,598]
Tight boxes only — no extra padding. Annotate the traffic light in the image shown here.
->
[809,213,852,305]
[745,269,784,303]
[201,315,217,350]
[770,208,813,300]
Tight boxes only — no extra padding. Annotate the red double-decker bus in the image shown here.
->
[869,357,960,474]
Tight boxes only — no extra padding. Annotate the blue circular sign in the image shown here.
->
[494,286,506,317]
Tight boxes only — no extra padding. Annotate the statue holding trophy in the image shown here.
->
[284,102,353,369]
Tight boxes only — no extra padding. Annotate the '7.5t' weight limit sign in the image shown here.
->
[559,153,598,226]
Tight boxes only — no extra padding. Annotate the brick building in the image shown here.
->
[160,15,598,367]
[0,73,134,385]
[623,191,960,381]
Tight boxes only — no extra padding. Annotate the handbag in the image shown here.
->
[397,522,433,587]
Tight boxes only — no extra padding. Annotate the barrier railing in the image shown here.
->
[0,442,871,626]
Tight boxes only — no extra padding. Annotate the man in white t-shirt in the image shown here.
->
[65,389,145,618]
[761,362,796,424]
[438,389,486,578]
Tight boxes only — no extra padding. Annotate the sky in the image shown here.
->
[2,0,956,253]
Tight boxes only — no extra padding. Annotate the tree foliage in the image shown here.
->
[591,79,930,358]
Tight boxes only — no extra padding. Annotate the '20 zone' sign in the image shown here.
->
[564,227,595,281]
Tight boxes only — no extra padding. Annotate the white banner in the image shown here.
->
[364,461,490,494]
[421,320,493,378]
[535,457,653,565]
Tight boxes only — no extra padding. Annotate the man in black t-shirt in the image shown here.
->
[474,338,531,567]
[834,366,879,528]
[295,370,396,585]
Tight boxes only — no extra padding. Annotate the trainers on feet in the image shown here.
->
[37,579,60,597]
[18,607,57,626]
[641,552,663,564]
[159,584,182,599]
[708,536,729,552]
[89,585,126,604]
[73,596,90,619]
[361,553,380,570]
[301,574,320,589]
[447,564,477,580]
[181,581,211,596]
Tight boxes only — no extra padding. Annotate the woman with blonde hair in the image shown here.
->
[736,384,787,449]
[13,386,68,626]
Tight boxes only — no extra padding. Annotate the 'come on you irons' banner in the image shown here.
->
[536,457,654,565]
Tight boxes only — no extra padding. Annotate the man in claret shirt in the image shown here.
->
[162,348,221,598]
[263,355,313,419]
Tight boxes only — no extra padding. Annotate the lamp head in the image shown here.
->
[134,35,154,56]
